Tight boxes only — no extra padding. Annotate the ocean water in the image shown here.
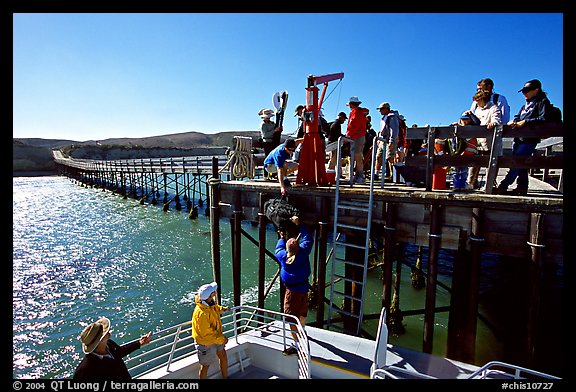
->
[13,176,283,379]
[13,176,563,379]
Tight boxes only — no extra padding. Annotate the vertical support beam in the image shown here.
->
[343,233,364,333]
[316,196,329,327]
[231,190,242,306]
[381,202,397,314]
[526,212,545,367]
[447,207,484,362]
[257,193,267,309]
[423,203,442,354]
[425,126,435,191]
[209,157,222,299]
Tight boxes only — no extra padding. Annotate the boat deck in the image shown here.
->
[228,321,480,379]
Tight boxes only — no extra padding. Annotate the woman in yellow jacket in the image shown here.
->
[191,282,230,379]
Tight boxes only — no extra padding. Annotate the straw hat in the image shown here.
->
[258,108,276,119]
[80,317,110,354]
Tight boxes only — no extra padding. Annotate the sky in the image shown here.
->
[12,12,564,142]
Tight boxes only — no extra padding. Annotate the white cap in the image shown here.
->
[198,282,218,300]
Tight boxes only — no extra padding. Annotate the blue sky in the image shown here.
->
[13,13,563,142]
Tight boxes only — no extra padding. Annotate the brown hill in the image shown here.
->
[13,130,262,175]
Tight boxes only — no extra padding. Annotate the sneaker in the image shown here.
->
[283,178,291,187]
[373,172,380,181]
[354,174,365,184]
[282,346,298,356]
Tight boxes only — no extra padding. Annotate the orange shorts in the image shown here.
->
[283,289,308,318]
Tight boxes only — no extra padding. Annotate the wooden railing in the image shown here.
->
[404,123,563,193]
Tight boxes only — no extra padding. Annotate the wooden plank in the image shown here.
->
[416,224,462,250]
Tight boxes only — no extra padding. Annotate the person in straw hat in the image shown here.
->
[258,108,283,160]
[191,281,231,379]
[73,316,152,380]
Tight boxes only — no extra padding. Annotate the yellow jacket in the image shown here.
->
[191,295,227,346]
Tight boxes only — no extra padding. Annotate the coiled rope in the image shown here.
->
[219,136,254,179]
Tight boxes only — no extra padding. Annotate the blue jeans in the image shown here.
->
[498,142,537,190]
[452,166,468,189]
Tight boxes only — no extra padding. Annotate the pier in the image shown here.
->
[53,123,563,373]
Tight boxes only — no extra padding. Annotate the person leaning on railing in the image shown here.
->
[495,79,552,196]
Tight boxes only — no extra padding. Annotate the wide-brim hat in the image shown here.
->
[198,282,218,301]
[258,108,276,119]
[80,317,110,354]
[346,96,362,106]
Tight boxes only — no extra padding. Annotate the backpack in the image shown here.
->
[492,93,499,105]
[397,115,408,148]
[264,196,300,234]
[546,103,562,124]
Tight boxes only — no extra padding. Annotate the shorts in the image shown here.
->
[196,343,226,366]
[376,140,398,160]
[266,161,298,175]
[351,135,365,156]
[283,289,309,318]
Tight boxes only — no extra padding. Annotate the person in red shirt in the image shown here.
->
[345,96,369,184]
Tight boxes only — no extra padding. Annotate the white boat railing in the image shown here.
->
[370,307,560,380]
[125,305,310,379]
[466,361,561,380]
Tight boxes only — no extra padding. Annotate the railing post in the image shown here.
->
[485,124,503,194]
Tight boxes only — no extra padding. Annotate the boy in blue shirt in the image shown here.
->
[264,138,302,195]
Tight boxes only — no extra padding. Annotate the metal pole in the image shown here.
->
[423,203,441,354]
[209,157,222,299]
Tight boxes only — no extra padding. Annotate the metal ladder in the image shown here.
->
[326,136,378,335]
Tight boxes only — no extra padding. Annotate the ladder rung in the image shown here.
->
[334,274,364,285]
[333,257,367,267]
[338,203,369,212]
[327,324,359,335]
[336,223,367,231]
[333,290,363,301]
[331,308,361,318]
[334,240,366,250]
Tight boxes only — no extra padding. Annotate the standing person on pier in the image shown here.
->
[191,281,231,379]
[496,79,552,196]
[275,215,313,356]
[345,96,369,184]
[470,77,511,124]
[259,108,283,177]
[464,90,502,189]
[326,111,348,171]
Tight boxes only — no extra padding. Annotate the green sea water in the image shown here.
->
[12,176,563,379]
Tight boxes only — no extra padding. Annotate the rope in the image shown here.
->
[219,136,254,179]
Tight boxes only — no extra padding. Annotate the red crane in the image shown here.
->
[296,72,344,186]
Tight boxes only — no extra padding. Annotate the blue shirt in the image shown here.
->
[264,143,290,168]
[275,225,313,293]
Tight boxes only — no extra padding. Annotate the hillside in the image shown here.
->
[13,130,261,175]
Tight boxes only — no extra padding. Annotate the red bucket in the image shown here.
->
[432,166,447,190]
[326,170,336,184]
